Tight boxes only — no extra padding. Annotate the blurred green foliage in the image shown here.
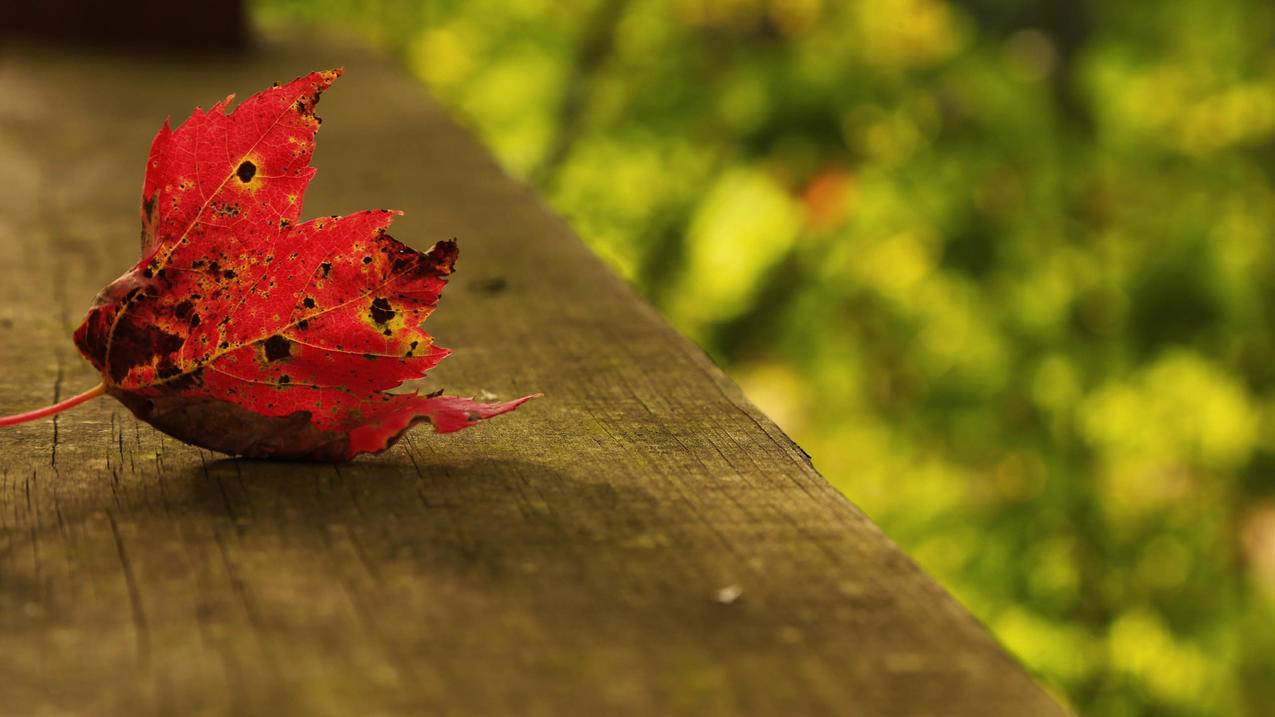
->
[256,1,1275,713]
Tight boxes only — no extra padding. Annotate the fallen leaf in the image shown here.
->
[1,69,535,460]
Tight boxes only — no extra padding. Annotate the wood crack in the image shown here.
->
[108,510,151,666]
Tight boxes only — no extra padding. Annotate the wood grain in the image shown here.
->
[0,35,1066,716]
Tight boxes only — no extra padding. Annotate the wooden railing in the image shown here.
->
[0,32,1065,716]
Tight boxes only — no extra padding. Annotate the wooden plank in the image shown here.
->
[0,35,1066,716]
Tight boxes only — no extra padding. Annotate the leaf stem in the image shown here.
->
[0,382,106,427]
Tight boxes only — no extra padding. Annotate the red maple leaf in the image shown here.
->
[0,69,535,460]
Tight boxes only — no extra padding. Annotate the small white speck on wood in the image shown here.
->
[715,584,744,604]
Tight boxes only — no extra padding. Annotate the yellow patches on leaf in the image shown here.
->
[366,296,407,340]
[404,335,432,358]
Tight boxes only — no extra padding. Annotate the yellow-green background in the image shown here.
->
[255,1,1275,714]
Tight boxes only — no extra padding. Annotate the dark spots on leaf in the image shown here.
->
[279,375,291,385]
[209,261,221,274]
[425,239,459,276]
[142,266,153,279]
[320,262,332,277]
[302,297,316,309]
[236,160,256,183]
[280,218,291,230]
[106,317,184,383]
[190,314,201,327]
[369,297,396,324]
[363,353,378,361]
[172,300,194,320]
[263,335,292,362]
[363,255,373,264]
[297,319,309,330]
[223,269,237,280]
[219,341,229,349]
[166,368,203,391]
[427,388,445,398]
[383,329,393,337]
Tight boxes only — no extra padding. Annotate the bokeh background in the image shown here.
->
[255,1,1275,714]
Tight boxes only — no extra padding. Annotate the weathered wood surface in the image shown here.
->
[0,36,1065,716]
